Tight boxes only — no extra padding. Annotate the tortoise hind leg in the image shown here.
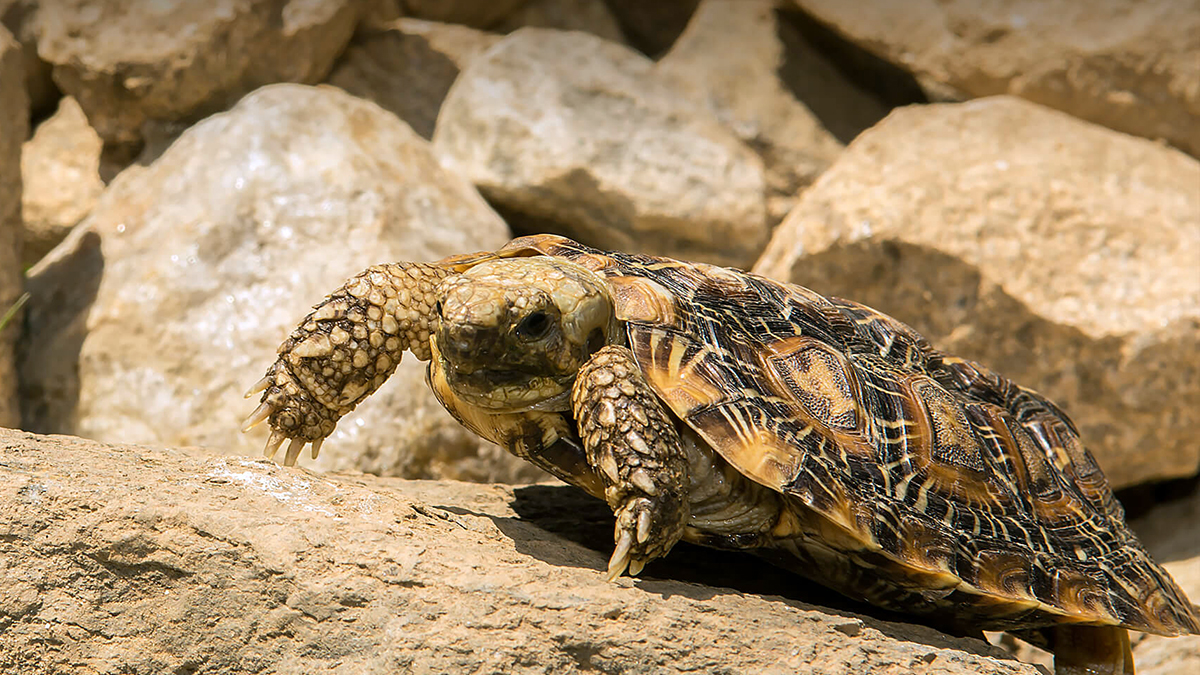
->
[1052,625,1135,675]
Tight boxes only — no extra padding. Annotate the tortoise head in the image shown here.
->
[434,256,620,412]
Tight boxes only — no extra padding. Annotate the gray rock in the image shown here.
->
[434,28,769,268]
[789,0,1200,157]
[0,25,26,429]
[20,96,104,267]
[34,0,364,147]
[19,83,542,484]
[326,18,501,140]
[755,96,1200,489]
[0,427,1043,674]
[656,0,888,224]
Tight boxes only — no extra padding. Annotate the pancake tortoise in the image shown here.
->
[245,235,1198,674]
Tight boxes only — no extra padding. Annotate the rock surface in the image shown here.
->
[18,84,541,484]
[755,96,1200,489]
[434,28,769,268]
[656,0,887,224]
[35,0,364,147]
[20,96,104,267]
[0,25,26,429]
[789,0,1200,157]
[0,427,1044,674]
[326,18,501,140]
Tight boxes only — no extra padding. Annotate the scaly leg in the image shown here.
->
[242,262,453,466]
[572,345,691,580]
[1053,625,1136,675]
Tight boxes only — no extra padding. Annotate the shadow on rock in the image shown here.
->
[505,483,1010,656]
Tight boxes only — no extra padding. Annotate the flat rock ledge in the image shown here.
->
[0,428,1038,675]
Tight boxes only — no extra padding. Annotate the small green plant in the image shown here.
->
[0,292,29,332]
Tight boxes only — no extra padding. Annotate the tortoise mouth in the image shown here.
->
[443,362,575,412]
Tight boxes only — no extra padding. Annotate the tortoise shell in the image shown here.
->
[489,234,1198,637]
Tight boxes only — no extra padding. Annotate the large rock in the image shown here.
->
[0,427,1043,674]
[34,0,364,147]
[0,26,26,429]
[434,28,769,268]
[789,0,1200,157]
[755,96,1200,489]
[326,18,501,141]
[18,84,541,484]
[656,0,888,224]
[20,96,104,267]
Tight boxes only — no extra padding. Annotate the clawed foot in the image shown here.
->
[606,494,685,582]
[240,368,332,467]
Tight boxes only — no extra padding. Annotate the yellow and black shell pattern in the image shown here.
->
[495,234,1199,637]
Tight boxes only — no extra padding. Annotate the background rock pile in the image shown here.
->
[1,1,1197,673]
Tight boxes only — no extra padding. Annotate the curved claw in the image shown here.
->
[310,438,324,460]
[241,400,274,432]
[244,375,271,399]
[628,559,646,576]
[606,530,634,582]
[263,429,287,460]
[283,438,305,467]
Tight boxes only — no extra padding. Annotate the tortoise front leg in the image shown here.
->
[572,345,691,581]
[243,262,454,466]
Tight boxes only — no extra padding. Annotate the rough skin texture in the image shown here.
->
[245,262,451,464]
[572,345,691,580]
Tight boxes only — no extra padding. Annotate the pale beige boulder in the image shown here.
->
[34,0,364,147]
[434,28,769,268]
[0,427,1043,674]
[18,84,540,483]
[756,96,1200,489]
[790,0,1200,156]
[19,96,103,267]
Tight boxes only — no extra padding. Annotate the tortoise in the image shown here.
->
[244,234,1198,674]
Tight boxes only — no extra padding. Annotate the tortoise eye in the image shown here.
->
[515,310,552,340]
